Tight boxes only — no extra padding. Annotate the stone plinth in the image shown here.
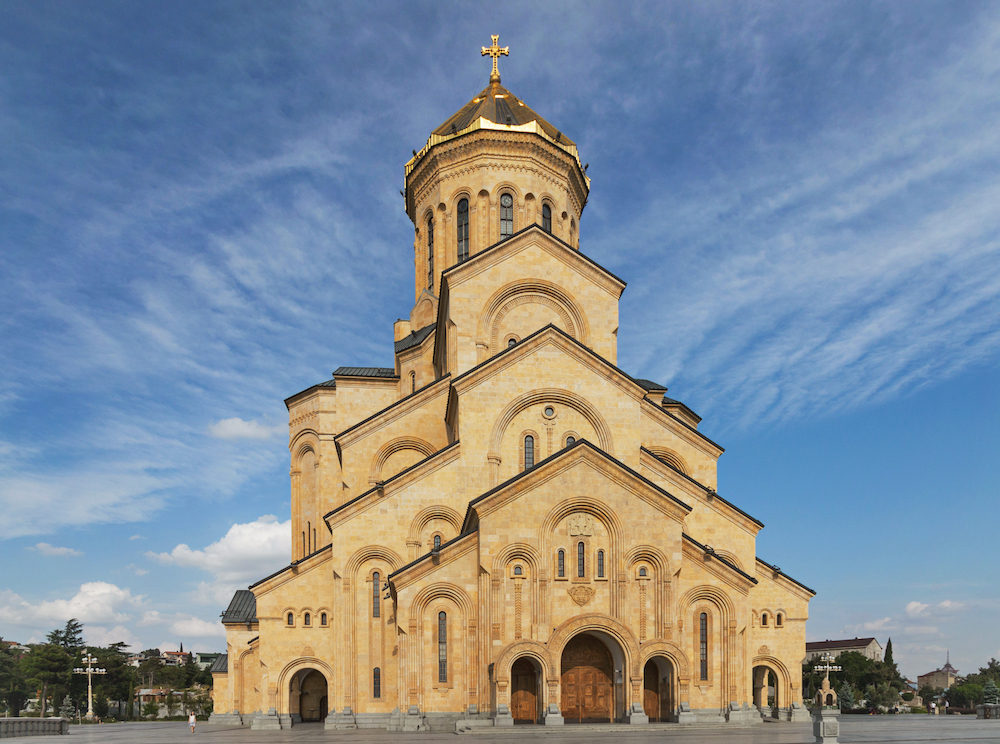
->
[812,707,840,743]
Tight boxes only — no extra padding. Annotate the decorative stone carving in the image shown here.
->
[758,645,770,656]
[567,586,595,606]
[567,513,594,536]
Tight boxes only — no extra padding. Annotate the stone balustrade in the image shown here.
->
[0,718,69,738]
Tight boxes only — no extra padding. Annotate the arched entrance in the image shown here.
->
[291,668,328,723]
[560,633,615,723]
[511,657,541,724]
[753,665,778,718]
[642,657,675,722]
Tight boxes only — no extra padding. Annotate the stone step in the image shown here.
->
[461,721,767,734]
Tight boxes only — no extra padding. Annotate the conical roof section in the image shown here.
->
[432,80,575,146]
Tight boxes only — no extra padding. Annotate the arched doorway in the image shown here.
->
[753,665,778,719]
[642,657,675,722]
[292,669,328,722]
[560,634,614,723]
[511,657,540,724]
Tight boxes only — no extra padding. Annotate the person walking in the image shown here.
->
[189,711,196,734]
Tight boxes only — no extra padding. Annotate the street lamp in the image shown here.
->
[73,655,107,721]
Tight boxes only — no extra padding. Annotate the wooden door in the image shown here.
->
[560,635,613,723]
[643,660,660,721]
[511,658,538,723]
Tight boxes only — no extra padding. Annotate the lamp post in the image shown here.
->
[73,654,107,721]
[815,653,842,689]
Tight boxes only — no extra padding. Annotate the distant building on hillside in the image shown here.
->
[805,637,883,662]
[162,650,191,666]
[194,652,221,670]
[918,655,959,691]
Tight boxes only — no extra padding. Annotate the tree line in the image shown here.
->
[0,619,213,719]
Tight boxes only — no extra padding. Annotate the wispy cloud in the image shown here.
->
[208,418,284,441]
[26,543,82,557]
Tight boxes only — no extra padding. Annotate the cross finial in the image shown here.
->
[481,34,509,84]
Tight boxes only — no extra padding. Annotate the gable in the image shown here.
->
[436,226,625,375]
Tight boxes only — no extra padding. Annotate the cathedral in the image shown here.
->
[209,37,814,731]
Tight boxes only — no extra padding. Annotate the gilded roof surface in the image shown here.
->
[432,80,575,146]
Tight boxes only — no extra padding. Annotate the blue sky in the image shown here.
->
[1,1,998,680]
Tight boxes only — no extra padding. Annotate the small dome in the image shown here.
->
[432,80,575,147]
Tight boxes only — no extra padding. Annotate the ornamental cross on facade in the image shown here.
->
[481,34,509,83]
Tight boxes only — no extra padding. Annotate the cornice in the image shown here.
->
[755,558,816,599]
[640,398,724,459]
[639,448,762,535]
[334,375,451,451]
[388,531,478,590]
[324,441,462,532]
[248,544,332,596]
[681,535,755,595]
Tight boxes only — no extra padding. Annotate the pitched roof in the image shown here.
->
[683,533,758,585]
[283,378,335,406]
[208,653,228,674]
[333,366,398,379]
[433,80,574,146]
[806,638,878,651]
[220,590,256,624]
[394,323,435,354]
[635,378,668,392]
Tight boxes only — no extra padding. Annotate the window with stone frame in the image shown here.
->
[500,193,514,239]
[457,198,470,262]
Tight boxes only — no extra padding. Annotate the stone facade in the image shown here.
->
[211,56,814,730]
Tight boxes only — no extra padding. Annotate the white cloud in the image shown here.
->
[906,601,929,617]
[129,535,145,541]
[208,418,284,441]
[170,615,225,638]
[125,563,148,576]
[27,542,83,557]
[85,625,139,649]
[0,582,144,627]
[148,515,290,603]
[938,600,964,611]
[847,616,895,634]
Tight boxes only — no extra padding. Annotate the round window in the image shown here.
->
[544,406,555,418]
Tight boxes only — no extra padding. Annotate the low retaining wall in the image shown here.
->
[0,718,69,738]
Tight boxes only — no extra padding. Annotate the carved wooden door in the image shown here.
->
[511,658,538,723]
[643,660,660,721]
[560,634,612,723]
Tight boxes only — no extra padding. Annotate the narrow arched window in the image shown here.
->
[565,435,575,446]
[372,572,380,618]
[427,216,434,289]
[287,612,294,626]
[514,565,522,576]
[433,534,441,549]
[577,541,585,577]
[776,613,783,627]
[438,611,448,682]
[373,667,381,698]
[307,521,311,553]
[762,613,768,627]
[542,203,552,233]
[304,612,311,626]
[500,193,513,239]
[457,198,469,262]
[524,435,534,469]
[699,612,708,680]
[639,567,647,577]
[410,371,416,394]
[507,338,516,348]
[320,613,327,626]
[597,550,605,578]
[557,549,565,577]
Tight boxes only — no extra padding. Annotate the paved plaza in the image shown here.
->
[14,717,1000,744]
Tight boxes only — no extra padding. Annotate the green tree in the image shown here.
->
[137,656,162,688]
[46,620,85,652]
[22,644,71,718]
[946,682,983,708]
[919,684,942,705]
[983,679,1000,705]
[142,700,160,719]
[93,692,109,719]
[864,682,900,712]
[0,643,31,717]
[837,681,856,711]
[165,689,177,717]
[884,638,894,666]
[183,654,199,687]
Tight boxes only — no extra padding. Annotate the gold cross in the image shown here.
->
[481,34,509,83]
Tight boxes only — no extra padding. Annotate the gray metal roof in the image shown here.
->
[209,653,228,674]
[635,378,667,392]
[394,324,435,354]
[221,590,256,624]
[333,366,398,379]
